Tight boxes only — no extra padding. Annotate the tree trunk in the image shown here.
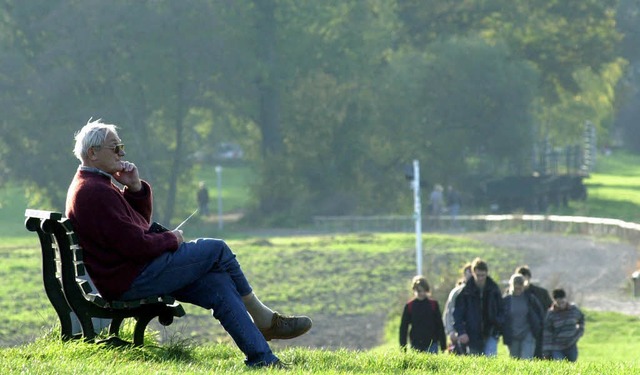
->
[163,80,186,224]
[254,0,283,157]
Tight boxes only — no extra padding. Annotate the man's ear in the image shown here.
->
[87,147,98,160]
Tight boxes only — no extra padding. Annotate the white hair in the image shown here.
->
[72,118,118,162]
[508,273,525,294]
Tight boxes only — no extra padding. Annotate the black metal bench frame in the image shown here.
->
[25,209,185,346]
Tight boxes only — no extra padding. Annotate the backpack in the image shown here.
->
[407,298,437,314]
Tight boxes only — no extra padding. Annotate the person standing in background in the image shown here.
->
[197,181,210,216]
[446,185,462,229]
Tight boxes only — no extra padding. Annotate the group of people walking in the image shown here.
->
[399,258,585,362]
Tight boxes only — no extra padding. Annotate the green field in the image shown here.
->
[3,230,640,373]
[3,151,640,373]
[577,152,640,223]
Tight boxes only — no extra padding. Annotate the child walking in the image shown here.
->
[399,276,447,353]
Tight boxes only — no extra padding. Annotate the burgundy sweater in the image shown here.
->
[65,169,179,300]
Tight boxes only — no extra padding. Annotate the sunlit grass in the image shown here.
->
[566,150,640,222]
[2,326,640,374]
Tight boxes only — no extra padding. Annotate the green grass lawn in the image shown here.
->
[192,163,254,214]
[574,151,640,222]
[0,232,518,347]
[2,310,640,374]
[4,150,640,373]
[3,231,640,373]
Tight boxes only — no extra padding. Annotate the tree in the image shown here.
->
[615,0,640,151]
[0,0,235,222]
[379,37,538,186]
[395,0,623,152]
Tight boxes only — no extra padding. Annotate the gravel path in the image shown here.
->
[467,232,640,316]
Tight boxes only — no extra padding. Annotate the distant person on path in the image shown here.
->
[543,289,585,362]
[502,274,544,359]
[429,184,445,230]
[453,257,505,356]
[446,185,462,228]
[429,184,445,216]
[400,276,447,353]
[442,263,472,354]
[65,119,311,368]
[197,181,210,216]
[515,265,553,359]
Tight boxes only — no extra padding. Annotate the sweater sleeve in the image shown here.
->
[453,291,467,336]
[542,311,554,353]
[434,301,447,351]
[72,178,178,265]
[576,307,585,339]
[399,303,410,349]
[443,286,459,337]
[123,180,153,221]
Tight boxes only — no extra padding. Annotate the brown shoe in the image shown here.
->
[260,312,312,341]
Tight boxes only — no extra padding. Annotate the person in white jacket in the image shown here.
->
[442,263,472,352]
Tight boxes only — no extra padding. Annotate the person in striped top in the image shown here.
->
[542,288,585,362]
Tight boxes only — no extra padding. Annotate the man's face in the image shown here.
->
[473,269,487,288]
[89,131,125,174]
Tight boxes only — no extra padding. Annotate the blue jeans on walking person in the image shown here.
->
[551,344,578,362]
[508,331,536,359]
[469,335,498,357]
[414,342,440,354]
[119,238,279,367]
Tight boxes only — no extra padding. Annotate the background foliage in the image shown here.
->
[0,0,636,225]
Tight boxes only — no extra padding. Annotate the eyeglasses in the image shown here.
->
[100,143,125,154]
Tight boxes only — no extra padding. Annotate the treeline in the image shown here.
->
[0,0,637,225]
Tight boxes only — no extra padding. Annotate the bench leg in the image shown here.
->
[108,317,124,337]
[79,317,97,343]
[133,315,155,347]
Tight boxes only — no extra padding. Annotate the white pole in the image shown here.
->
[413,159,423,276]
[215,165,223,230]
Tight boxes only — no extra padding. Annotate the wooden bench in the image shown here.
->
[25,209,185,346]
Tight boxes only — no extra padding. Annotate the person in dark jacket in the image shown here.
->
[502,274,544,359]
[515,265,552,359]
[453,257,505,356]
[400,276,447,353]
[196,181,210,216]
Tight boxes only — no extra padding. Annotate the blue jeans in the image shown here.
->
[508,331,536,359]
[552,344,578,362]
[469,335,498,357]
[414,342,440,354]
[119,238,278,366]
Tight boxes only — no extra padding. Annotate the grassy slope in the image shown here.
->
[572,151,640,222]
[3,232,640,373]
[2,328,640,374]
[4,151,640,373]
